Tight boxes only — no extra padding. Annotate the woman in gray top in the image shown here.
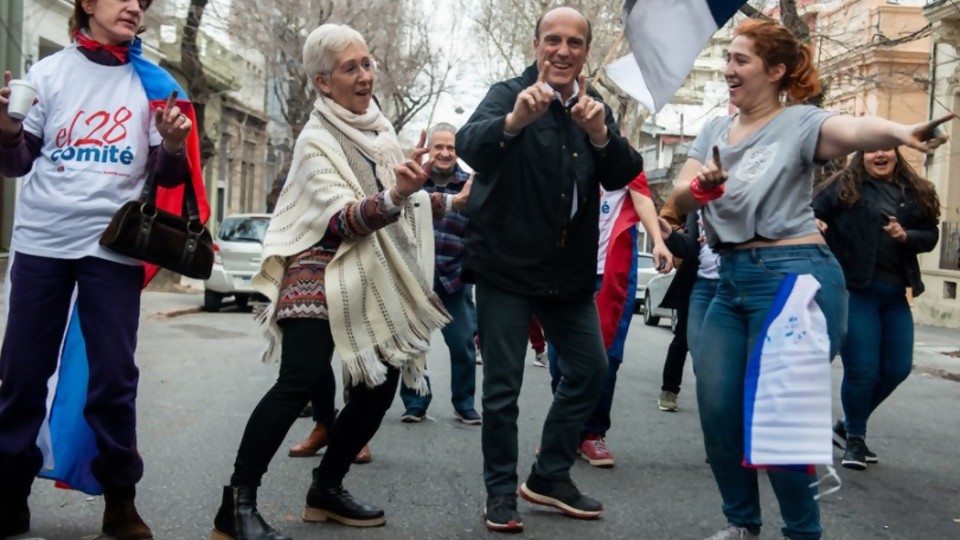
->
[671,19,950,540]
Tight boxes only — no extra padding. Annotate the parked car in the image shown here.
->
[203,213,270,312]
[634,252,676,329]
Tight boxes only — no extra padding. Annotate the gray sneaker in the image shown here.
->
[704,525,759,540]
[658,391,678,412]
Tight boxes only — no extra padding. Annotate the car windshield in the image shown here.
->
[218,217,269,243]
[637,254,654,269]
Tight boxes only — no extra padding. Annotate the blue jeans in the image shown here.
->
[694,245,847,540]
[686,277,720,366]
[400,285,478,413]
[840,281,914,439]
[547,275,627,438]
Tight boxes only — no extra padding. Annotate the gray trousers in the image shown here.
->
[476,278,608,496]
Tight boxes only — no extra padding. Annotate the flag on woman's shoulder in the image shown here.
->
[606,0,747,112]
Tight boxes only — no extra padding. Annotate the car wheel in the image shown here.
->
[643,292,660,326]
[203,290,223,312]
[671,310,678,334]
[235,294,250,310]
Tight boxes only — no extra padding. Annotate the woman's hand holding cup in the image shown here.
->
[0,71,38,134]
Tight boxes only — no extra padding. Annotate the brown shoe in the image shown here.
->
[353,445,372,464]
[102,486,153,540]
[288,423,329,457]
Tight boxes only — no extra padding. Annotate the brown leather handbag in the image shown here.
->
[99,170,214,279]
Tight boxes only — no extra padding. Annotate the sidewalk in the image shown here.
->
[0,282,205,330]
[912,324,960,382]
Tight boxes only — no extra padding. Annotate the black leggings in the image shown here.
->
[230,318,400,488]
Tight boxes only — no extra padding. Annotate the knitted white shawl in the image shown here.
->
[252,96,449,392]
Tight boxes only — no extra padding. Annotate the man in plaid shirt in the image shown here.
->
[399,123,480,426]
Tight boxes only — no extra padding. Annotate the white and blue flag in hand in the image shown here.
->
[606,0,747,112]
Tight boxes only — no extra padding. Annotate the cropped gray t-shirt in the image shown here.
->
[688,105,834,247]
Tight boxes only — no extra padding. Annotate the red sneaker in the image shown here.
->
[579,434,614,468]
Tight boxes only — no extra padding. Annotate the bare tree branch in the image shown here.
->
[739,3,773,21]
[779,0,810,43]
[180,0,216,166]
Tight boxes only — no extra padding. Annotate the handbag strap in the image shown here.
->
[138,158,203,225]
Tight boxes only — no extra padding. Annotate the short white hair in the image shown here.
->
[428,123,458,146]
[302,23,368,93]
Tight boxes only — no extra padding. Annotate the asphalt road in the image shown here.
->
[18,301,960,540]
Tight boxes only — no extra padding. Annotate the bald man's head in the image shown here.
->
[534,7,592,47]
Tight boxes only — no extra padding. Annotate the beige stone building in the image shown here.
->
[816,0,931,171]
[918,0,960,327]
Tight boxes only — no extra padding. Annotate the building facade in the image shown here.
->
[919,0,960,327]
[817,0,931,171]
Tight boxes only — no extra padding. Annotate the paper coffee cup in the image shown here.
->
[7,79,38,121]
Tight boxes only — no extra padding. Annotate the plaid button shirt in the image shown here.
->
[426,165,471,294]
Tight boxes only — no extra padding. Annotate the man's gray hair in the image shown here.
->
[427,122,458,146]
[302,23,367,93]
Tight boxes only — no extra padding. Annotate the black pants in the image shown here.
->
[476,279,607,496]
[230,319,399,488]
[661,301,689,394]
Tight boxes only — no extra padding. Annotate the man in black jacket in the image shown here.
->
[455,6,643,533]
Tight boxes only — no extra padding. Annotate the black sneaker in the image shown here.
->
[484,494,523,533]
[401,408,426,423]
[834,421,879,463]
[832,419,847,450]
[304,484,385,527]
[519,468,602,519]
[454,408,482,425]
[842,437,868,471]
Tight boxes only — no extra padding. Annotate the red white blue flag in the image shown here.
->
[595,173,650,358]
[743,273,833,473]
[606,0,747,111]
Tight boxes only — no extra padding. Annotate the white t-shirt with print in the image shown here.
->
[596,187,629,275]
[14,45,161,264]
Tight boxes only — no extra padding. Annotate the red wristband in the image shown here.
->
[689,177,725,205]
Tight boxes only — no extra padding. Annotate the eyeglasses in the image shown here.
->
[334,58,377,77]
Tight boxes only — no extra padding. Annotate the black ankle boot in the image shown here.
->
[0,493,30,539]
[211,485,291,540]
[303,469,385,527]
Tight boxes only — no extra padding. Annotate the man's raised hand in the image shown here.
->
[570,72,607,145]
[452,172,474,212]
[504,61,555,134]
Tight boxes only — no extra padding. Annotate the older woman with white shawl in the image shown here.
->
[209,24,450,540]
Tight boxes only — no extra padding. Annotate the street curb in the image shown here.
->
[156,306,203,318]
[913,364,960,383]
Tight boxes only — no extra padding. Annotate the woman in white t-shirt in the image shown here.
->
[671,19,950,540]
[0,0,192,537]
